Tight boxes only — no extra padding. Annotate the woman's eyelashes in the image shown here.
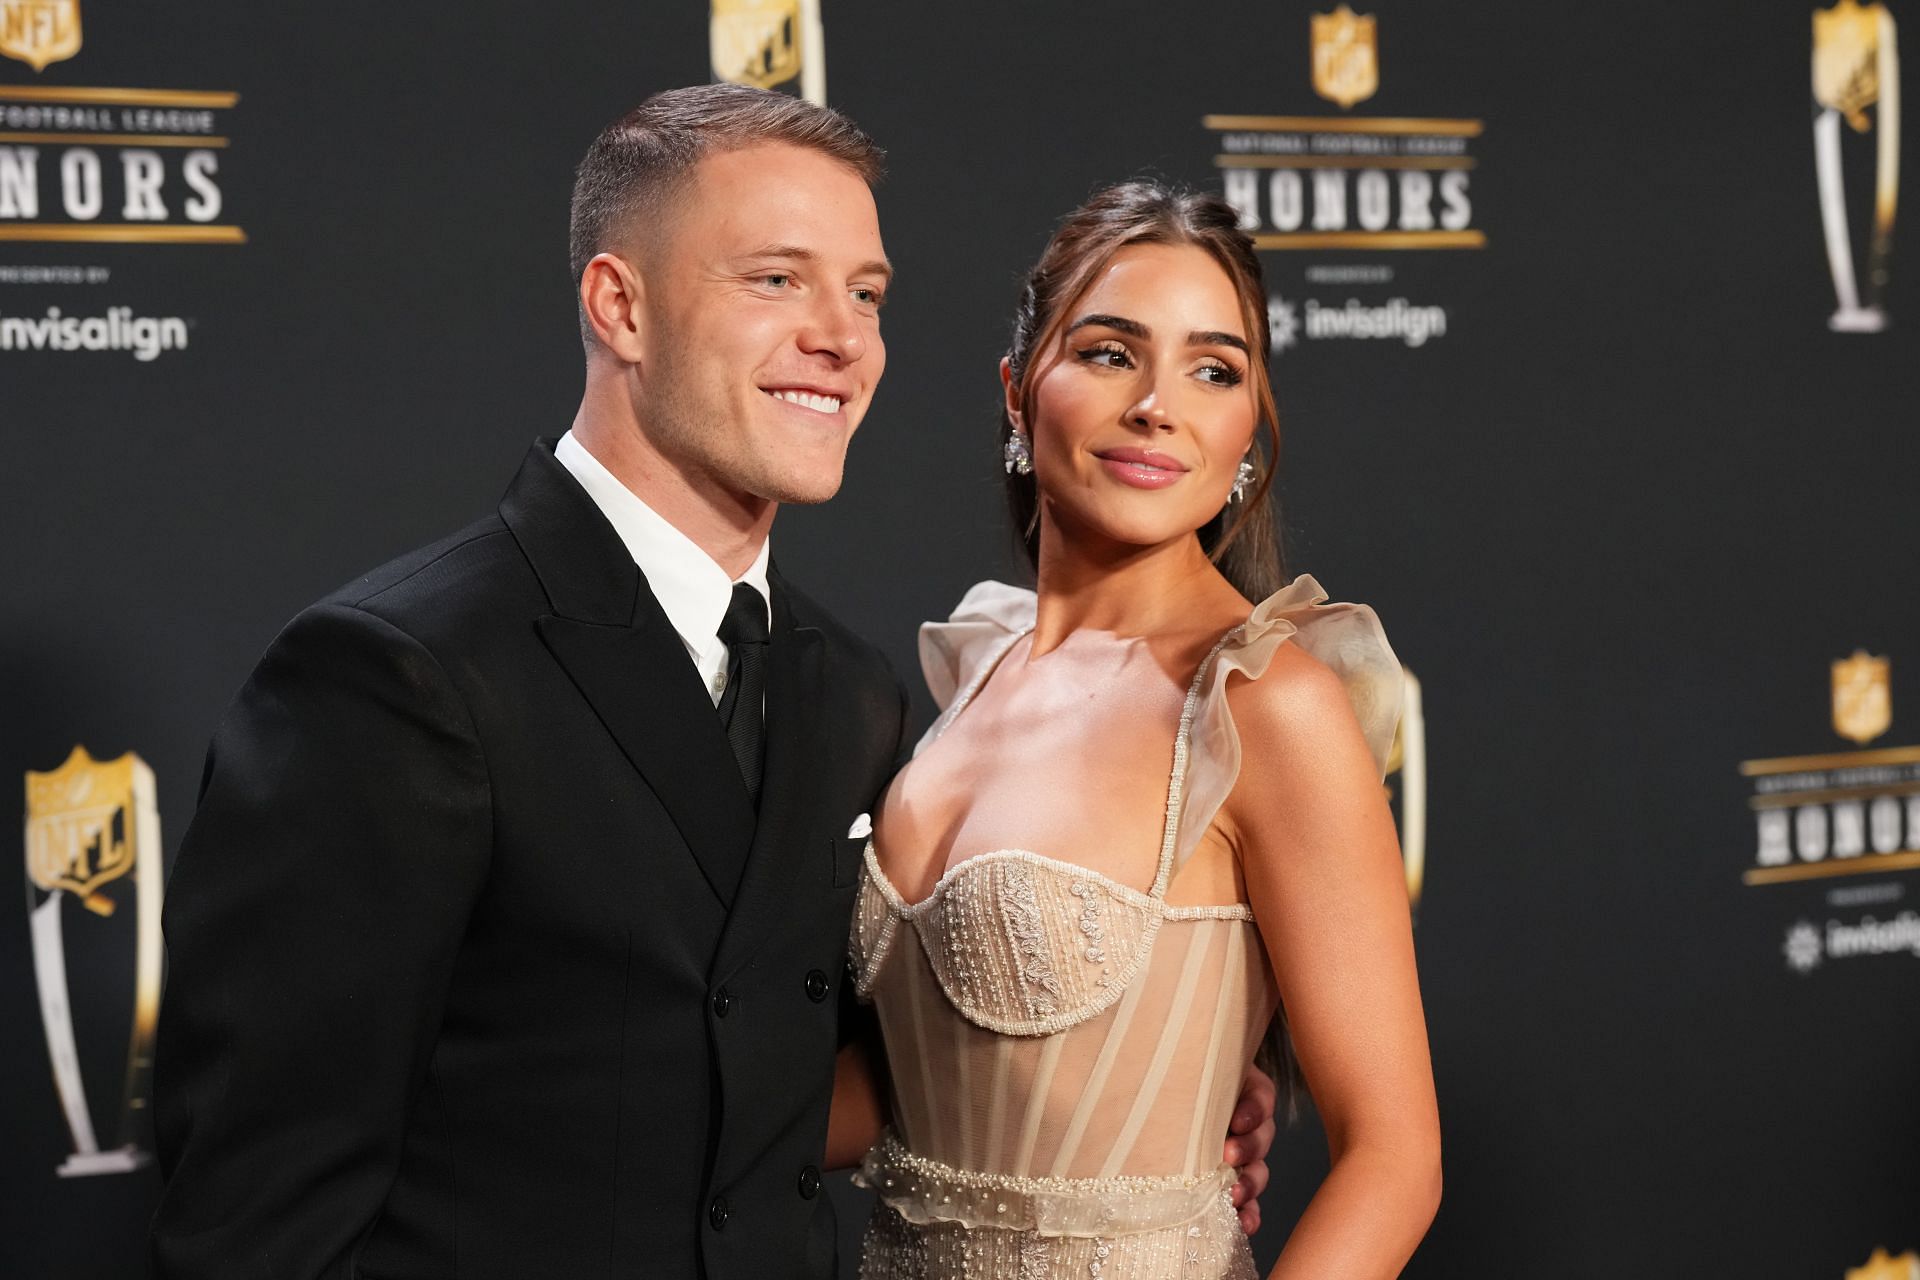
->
[1074,341,1246,388]
[1197,359,1244,387]
[1076,340,1134,369]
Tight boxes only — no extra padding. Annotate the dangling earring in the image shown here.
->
[1003,430,1034,476]
[1230,456,1256,503]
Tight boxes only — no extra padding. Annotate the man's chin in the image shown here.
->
[761,472,845,506]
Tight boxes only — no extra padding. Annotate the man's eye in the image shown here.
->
[761,273,792,288]
[852,287,885,307]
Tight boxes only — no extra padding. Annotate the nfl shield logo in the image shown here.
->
[0,0,82,72]
[1311,5,1378,109]
[711,0,803,91]
[1813,0,1887,130]
[1831,649,1892,746]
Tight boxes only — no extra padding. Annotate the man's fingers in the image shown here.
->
[1230,1063,1277,1134]
[1237,1199,1262,1236]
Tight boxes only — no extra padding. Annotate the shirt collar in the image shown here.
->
[555,431,771,659]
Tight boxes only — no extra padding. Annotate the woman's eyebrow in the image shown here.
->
[1068,313,1148,338]
[1070,313,1249,353]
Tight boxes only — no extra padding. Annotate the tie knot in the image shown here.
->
[719,582,769,646]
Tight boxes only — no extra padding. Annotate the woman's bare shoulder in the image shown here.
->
[1223,639,1361,756]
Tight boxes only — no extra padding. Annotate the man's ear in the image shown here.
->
[999,355,1022,432]
[580,252,648,363]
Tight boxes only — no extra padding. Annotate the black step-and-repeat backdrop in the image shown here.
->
[4,1,1916,1275]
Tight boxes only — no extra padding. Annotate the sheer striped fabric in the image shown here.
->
[849,578,1401,1280]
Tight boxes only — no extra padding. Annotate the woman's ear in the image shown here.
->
[999,355,1022,432]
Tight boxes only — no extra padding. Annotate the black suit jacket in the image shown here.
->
[151,440,909,1279]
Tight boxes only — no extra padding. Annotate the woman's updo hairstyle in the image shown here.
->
[1002,181,1286,599]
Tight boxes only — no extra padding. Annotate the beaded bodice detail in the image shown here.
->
[848,578,1401,1279]
[850,613,1259,1033]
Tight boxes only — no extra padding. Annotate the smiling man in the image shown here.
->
[149,85,1268,1280]
[150,86,907,1280]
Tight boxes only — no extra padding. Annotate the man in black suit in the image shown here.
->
[151,85,1272,1279]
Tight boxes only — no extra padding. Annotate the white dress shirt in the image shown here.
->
[555,430,771,707]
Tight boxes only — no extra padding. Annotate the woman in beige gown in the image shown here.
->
[841,183,1441,1278]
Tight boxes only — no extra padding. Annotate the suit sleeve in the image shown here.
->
[889,669,915,774]
[150,602,491,1279]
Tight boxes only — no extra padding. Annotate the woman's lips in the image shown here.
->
[1095,448,1188,490]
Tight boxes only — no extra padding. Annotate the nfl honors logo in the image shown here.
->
[1311,5,1378,109]
[1741,650,1918,889]
[0,0,81,71]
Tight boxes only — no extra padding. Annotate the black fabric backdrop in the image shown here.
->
[4,2,1917,1275]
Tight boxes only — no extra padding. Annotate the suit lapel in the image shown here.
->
[537,613,755,907]
[714,574,828,981]
[503,441,756,908]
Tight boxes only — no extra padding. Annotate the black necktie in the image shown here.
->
[716,582,769,806]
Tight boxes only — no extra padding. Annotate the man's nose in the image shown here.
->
[797,291,868,364]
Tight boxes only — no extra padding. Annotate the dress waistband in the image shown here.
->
[852,1130,1237,1239]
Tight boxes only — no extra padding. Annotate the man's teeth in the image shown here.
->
[770,389,842,414]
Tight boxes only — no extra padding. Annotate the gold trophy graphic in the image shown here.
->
[1813,0,1901,331]
[711,0,827,107]
[24,747,163,1176]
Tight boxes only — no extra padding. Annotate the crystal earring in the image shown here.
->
[1003,430,1034,476]
[1230,456,1256,503]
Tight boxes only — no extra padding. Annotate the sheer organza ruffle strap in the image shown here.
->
[916,579,1038,721]
[1173,574,1402,869]
[916,575,1403,872]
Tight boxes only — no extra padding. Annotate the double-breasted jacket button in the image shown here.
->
[798,1164,821,1199]
[804,969,830,1003]
[708,1195,730,1231]
[711,987,732,1019]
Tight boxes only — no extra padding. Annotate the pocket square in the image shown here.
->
[847,812,873,840]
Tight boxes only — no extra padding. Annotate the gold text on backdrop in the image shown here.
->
[24,747,163,1176]
[1812,0,1901,331]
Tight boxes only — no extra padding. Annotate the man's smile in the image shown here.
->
[762,386,847,415]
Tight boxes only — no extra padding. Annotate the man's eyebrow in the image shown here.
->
[1069,313,1249,353]
[738,244,894,283]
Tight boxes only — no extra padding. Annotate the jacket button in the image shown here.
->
[709,1195,730,1230]
[798,1164,821,1199]
[711,987,731,1019]
[804,969,830,1003]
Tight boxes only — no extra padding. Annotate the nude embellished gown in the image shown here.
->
[849,577,1401,1279]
